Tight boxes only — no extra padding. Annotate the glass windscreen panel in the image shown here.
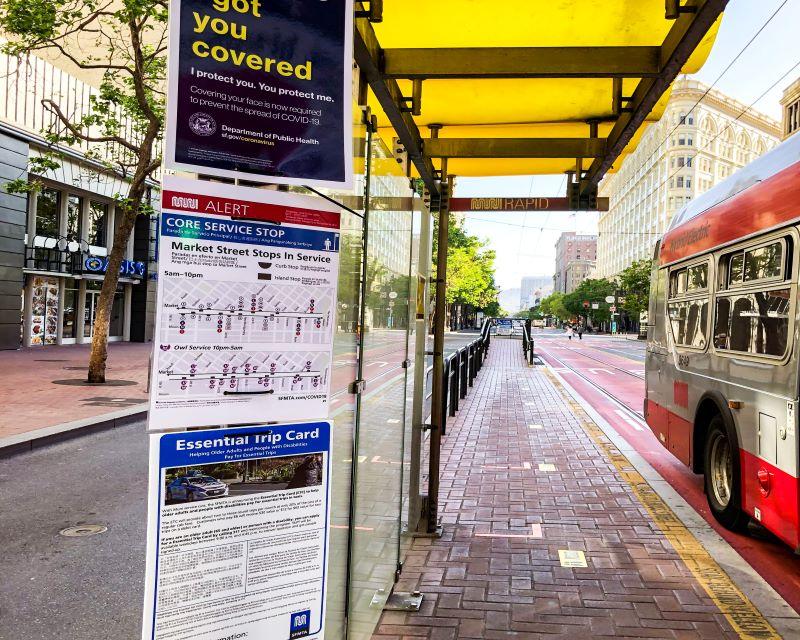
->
[321,101,367,640]
[348,131,413,640]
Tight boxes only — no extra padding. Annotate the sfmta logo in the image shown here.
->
[289,609,311,638]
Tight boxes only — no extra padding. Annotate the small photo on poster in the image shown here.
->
[163,453,323,506]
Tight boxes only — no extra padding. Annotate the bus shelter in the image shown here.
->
[322,2,726,637]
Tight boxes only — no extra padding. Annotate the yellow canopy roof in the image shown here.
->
[358,0,722,181]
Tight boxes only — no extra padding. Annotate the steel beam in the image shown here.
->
[426,176,452,535]
[582,0,728,193]
[383,46,661,79]
[353,14,439,196]
[424,138,606,159]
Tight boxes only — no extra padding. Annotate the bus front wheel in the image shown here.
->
[704,415,749,532]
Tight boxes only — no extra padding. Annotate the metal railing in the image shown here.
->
[439,320,491,433]
[522,322,535,365]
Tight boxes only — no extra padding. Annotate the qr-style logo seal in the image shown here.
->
[188,112,216,136]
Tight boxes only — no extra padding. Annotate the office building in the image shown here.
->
[553,232,597,293]
[596,77,781,279]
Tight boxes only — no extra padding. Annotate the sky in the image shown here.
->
[456,0,800,300]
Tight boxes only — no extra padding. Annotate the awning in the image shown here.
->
[355,0,725,197]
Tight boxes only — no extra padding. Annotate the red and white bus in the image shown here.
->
[646,132,800,547]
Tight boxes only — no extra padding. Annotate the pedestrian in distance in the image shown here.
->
[565,325,574,340]
[577,325,583,340]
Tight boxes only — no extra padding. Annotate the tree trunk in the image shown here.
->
[87,188,144,383]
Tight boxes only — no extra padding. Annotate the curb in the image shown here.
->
[0,404,148,459]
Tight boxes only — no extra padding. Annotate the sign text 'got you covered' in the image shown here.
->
[166,0,353,188]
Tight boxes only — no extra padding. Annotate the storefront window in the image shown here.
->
[84,281,125,338]
[62,287,78,339]
[89,202,109,247]
[35,189,60,239]
[66,195,82,241]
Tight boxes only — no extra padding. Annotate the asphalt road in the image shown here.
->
[0,420,148,640]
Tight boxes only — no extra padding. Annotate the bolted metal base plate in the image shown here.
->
[370,588,424,612]
[384,591,424,612]
[412,524,443,539]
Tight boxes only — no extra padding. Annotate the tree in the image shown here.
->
[617,259,653,319]
[432,215,499,325]
[563,279,616,324]
[1,0,166,382]
[539,292,571,323]
[483,300,502,317]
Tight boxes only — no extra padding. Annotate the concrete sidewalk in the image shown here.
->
[372,339,790,639]
[0,342,150,454]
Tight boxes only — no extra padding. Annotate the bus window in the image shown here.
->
[668,260,710,349]
[722,239,786,289]
[728,253,744,286]
[714,288,790,356]
[687,264,708,290]
[714,299,730,349]
[744,242,782,281]
[668,299,708,348]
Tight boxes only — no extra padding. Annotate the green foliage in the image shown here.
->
[0,0,57,41]
[563,279,616,323]
[483,300,502,317]
[617,259,653,318]
[433,216,499,312]
[539,292,571,322]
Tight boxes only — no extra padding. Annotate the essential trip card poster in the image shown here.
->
[165,0,353,188]
[141,423,332,640]
[148,176,341,431]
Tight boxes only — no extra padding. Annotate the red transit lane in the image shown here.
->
[535,333,800,615]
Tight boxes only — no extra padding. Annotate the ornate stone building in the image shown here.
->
[780,77,800,140]
[595,77,781,279]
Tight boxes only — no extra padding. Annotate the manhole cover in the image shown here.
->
[59,524,107,537]
[52,379,138,387]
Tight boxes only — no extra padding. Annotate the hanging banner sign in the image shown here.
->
[449,197,609,212]
[164,0,353,188]
[148,176,341,430]
[141,422,332,640]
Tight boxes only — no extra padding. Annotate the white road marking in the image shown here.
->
[614,409,644,431]
[538,463,557,472]
[587,367,614,375]
[529,424,543,430]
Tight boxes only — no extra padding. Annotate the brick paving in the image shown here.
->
[0,342,150,440]
[371,338,742,640]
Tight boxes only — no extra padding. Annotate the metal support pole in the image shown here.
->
[424,174,451,536]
